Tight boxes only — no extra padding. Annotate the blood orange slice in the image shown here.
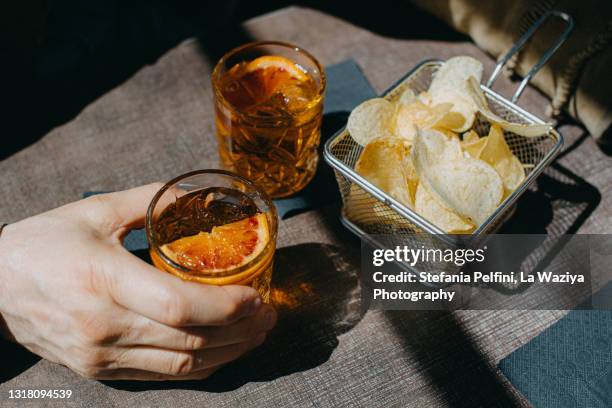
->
[160,213,269,274]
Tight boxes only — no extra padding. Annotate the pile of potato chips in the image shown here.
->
[347,56,552,233]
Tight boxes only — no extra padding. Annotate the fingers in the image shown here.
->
[79,182,164,233]
[123,304,277,350]
[105,250,262,327]
[92,367,220,381]
[114,334,266,376]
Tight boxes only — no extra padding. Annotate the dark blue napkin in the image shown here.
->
[499,285,612,407]
[322,59,377,115]
[85,59,376,250]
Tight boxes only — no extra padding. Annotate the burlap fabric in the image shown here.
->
[1,7,611,407]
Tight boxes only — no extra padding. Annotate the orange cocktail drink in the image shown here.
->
[146,170,278,302]
[212,41,326,198]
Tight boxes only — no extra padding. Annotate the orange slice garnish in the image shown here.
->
[160,213,269,274]
[244,56,309,82]
[221,56,311,109]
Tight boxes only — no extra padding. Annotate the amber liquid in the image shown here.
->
[150,188,274,302]
[214,59,323,198]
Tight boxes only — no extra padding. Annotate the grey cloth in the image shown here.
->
[1,6,612,408]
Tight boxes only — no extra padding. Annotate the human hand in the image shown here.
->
[0,183,276,380]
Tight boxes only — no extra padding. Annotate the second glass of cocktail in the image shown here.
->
[212,41,326,198]
[146,170,278,302]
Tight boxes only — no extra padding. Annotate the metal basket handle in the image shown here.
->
[485,10,575,103]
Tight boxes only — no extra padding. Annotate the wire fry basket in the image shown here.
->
[323,10,574,244]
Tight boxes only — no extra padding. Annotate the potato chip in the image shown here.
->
[392,101,452,143]
[429,56,483,132]
[435,110,467,132]
[355,138,414,208]
[462,135,487,159]
[415,128,462,163]
[393,105,417,142]
[480,125,525,193]
[466,77,553,137]
[413,129,503,225]
[347,98,395,146]
[415,183,473,233]
[398,88,417,106]
[462,130,480,143]
[424,159,503,225]
[406,101,452,127]
[443,134,463,160]
[344,184,417,231]
[431,90,474,132]
[418,91,432,105]
[435,128,461,141]
[463,139,487,159]
[496,155,525,194]
[480,125,512,163]
[430,56,484,94]
[403,153,419,205]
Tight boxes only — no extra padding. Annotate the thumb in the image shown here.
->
[80,182,164,233]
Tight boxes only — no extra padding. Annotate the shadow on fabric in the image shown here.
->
[384,310,523,407]
[484,161,601,295]
[499,162,600,235]
[104,242,364,392]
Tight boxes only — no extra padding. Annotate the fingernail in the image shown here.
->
[264,308,277,330]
